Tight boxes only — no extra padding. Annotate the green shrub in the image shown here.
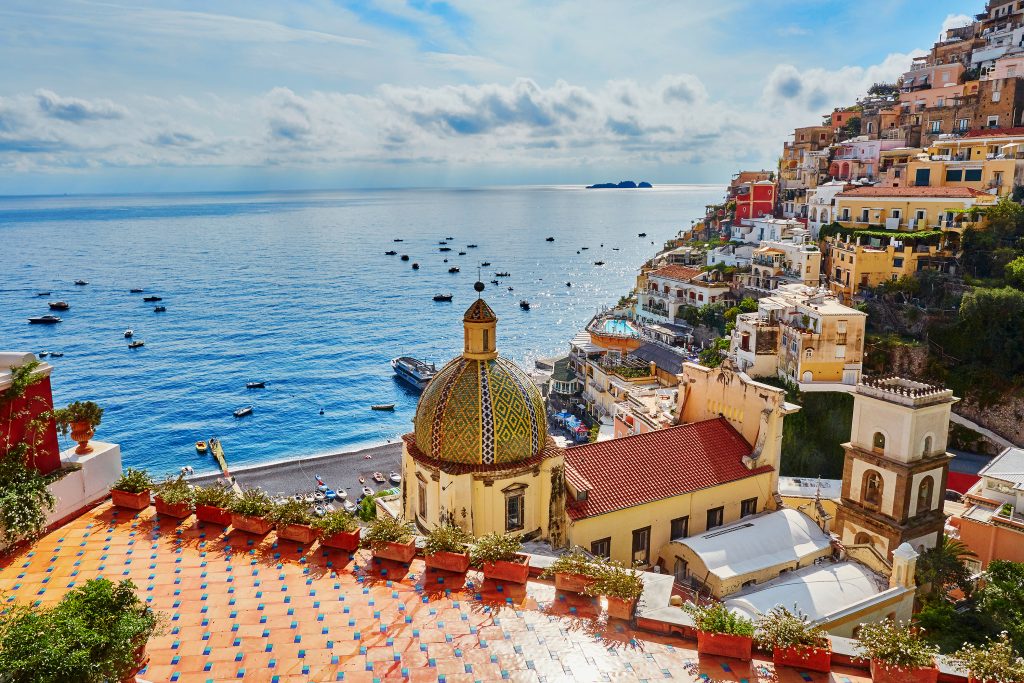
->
[855,619,938,668]
[362,516,414,549]
[154,475,195,508]
[755,605,829,651]
[952,632,1024,683]
[228,488,275,517]
[542,549,602,579]
[192,483,236,508]
[470,533,523,565]
[312,510,359,535]
[52,400,104,436]
[423,523,471,556]
[266,499,315,526]
[111,468,153,494]
[0,445,55,545]
[585,562,644,600]
[683,602,754,637]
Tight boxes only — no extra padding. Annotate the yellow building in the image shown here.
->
[832,185,995,232]
[911,130,1024,197]
[402,296,566,543]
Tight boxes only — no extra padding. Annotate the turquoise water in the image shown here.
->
[0,186,721,475]
[602,319,639,337]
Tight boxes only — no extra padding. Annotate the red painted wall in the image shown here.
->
[735,183,776,222]
[1,375,61,475]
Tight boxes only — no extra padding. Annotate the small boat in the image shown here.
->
[358,476,366,484]
[507,286,514,291]
[246,381,266,389]
[443,258,449,263]
[153,306,166,312]
[433,293,453,302]
[314,504,326,517]
[393,238,404,242]
[612,247,620,251]
[196,440,208,453]
[49,352,63,358]
[445,236,454,240]
[304,492,315,503]
[233,405,253,418]
[438,241,449,245]
[343,500,357,513]
[35,291,50,296]
[439,247,452,252]
[495,271,510,277]
[38,351,49,358]
[371,404,395,411]
[481,261,491,266]
[292,494,303,503]
[448,267,460,273]
[28,315,62,324]
[124,329,133,338]
[581,246,589,250]
[520,300,530,310]
[128,340,145,349]
[638,232,647,237]
[129,288,144,293]
[545,237,555,242]
[143,296,162,302]
[48,301,69,310]
[362,486,373,497]
[490,279,499,285]
[467,244,478,248]
[313,490,326,502]
[412,263,420,270]
[334,489,347,500]
[385,250,398,255]
[566,282,572,287]
[400,254,410,261]
[458,251,466,256]
[74,280,88,286]
[389,472,401,484]
[372,471,386,483]
[594,261,605,266]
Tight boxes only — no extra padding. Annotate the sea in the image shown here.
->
[0,185,722,475]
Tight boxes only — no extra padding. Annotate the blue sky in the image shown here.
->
[0,0,976,194]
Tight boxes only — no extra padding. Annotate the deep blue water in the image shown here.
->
[0,186,721,475]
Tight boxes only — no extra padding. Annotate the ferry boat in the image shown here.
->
[28,315,62,324]
[391,356,438,390]
[48,301,70,310]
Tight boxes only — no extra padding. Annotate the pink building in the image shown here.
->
[829,138,907,181]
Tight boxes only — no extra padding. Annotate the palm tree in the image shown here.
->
[916,535,977,601]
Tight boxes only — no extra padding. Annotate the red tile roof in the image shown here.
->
[960,127,1024,138]
[650,265,702,282]
[836,186,990,198]
[564,418,770,520]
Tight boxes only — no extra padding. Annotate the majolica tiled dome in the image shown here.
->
[413,298,546,466]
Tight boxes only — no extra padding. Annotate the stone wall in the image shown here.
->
[955,394,1024,450]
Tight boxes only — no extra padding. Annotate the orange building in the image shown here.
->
[954,446,1024,571]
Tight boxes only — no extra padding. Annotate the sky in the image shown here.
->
[0,0,979,194]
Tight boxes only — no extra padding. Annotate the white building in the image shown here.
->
[732,217,804,245]
[807,181,852,239]
[707,243,754,268]
[741,230,822,294]
[637,265,732,325]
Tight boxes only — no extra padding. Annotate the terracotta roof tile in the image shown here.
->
[650,265,702,282]
[564,418,770,520]
[836,186,989,198]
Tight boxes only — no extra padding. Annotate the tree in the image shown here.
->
[916,535,976,600]
[976,559,1024,652]
[698,347,723,368]
[1006,255,1024,289]
[958,287,1024,380]
[738,297,758,313]
[842,116,862,139]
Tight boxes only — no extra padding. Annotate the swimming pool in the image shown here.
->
[601,319,639,337]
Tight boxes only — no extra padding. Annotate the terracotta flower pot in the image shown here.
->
[154,496,192,519]
[870,660,938,683]
[555,571,597,594]
[605,595,636,621]
[111,489,150,511]
[195,505,232,526]
[373,540,417,563]
[773,642,831,673]
[482,553,530,584]
[321,528,361,551]
[70,420,95,455]
[425,550,471,573]
[696,630,753,661]
[277,523,318,545]
[230,513,272,536]
[119,644,149,683]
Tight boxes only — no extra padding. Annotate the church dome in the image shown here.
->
[413,297,546,467]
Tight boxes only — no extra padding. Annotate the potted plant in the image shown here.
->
[313,509,361,551]
[110,468,153,510]
[0,577,163,682]
[423,523,472,573]
[542,549,602,594]
[193,483,236,526]
[228,488,275,535]
[855,619,939,683]
[952,632,1024,683]
[363,516,416,563]
[53,400,104,455]
[586,562,644,620]
[471,533,530,584]
[755,606,831,673]
[153,475,195,519]
[684,602,755,661]
[267,499,318,544]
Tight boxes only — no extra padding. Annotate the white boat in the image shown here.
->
[362,486,373,497]
[343,500,357,513]
[372,471,386,483]
[389,472,401,484]
[233,405,254,418]
[124,329,134,338]
[391,356,438,391]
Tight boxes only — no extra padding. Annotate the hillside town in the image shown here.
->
[3,3,1024,682]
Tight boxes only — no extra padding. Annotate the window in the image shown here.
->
[740,497,758,517]
[483,329,489,351]
[864,470,883,505]
[915,209,927,221]
[922,435,933,456]
[964,169,983,182]
[873,432,886,451]
[673,557,688,583]
[631,526,651,566]
[945,169,963,182]
[805,347,813,359]
[988,115,1000,127]
[706,506,724,530]
[891,209,901,220]
[916,476,935,515]
[670,516,689,539]
[854,531,872,545]
[957,118,969,131]
[835,345,846,359]
[505,491,524,532]
[840,208,851,220]
[591,537,611,559]
[859,208,870,223]
[417,479,428,518]
[936,97,945,107]
[894,257,904,268]
[930,120,941,133]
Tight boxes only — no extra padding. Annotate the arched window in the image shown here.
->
[863,469,883,506]
[922,435,933,457]
[854,531,871,545]
[872,431,886,453]
[916,476,934,515]
[805,348,813,359]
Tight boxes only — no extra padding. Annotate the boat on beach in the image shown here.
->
[391,356,437,390]
[372,471,386,483]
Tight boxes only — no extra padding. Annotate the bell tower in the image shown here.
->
[834,376,956,560]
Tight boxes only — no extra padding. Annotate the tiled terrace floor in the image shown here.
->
[0,503,873,683]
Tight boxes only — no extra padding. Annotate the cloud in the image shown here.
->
[941,14,973,34]
[35,89,127,122]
